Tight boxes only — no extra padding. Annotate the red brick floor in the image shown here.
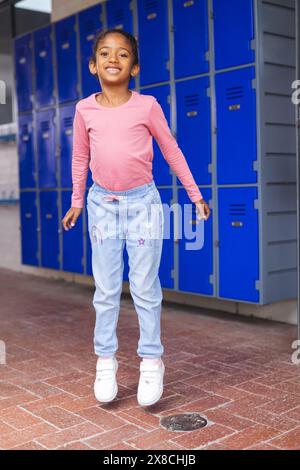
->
[0,267,300,450]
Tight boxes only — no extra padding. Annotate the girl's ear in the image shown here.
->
[89,59,97,76]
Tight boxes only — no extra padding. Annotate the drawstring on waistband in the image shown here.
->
[102,194,125,201]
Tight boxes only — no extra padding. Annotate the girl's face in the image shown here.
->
[89,33,139,84]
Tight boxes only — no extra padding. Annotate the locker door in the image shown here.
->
[18,113,36,189]
[107,0,136,90]
[37,109,57,188]
[55,15,79,103]
[40,191,60,270]
[78,3,103,98]
[173,0,209,79]
[213,0,255,70]
[59,104,75,187]
[142,85,173,185]
[178,188,213,294]
[218,187,259,302]
[14,34,33,112]
[158,188,174,289]
[85,189,93,275]
[176,77,212,186]
[216,67,257,184]
[20,191,39,266]
[62,190,84,273]
[137,0,169,86]
[34,25,55,109]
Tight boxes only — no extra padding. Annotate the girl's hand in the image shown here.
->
[195,198,210,221]
[61,207,82,231]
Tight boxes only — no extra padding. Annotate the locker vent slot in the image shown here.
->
[63,117,73,128]
[113,9,125,22]
[41,121,49,131]
[229,203,246,216]
[184,93,200,106]
[226,86,244,100]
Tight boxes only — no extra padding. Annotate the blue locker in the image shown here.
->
[216,67,257,184]
[158,188,174,289]
[213,0,255,70]
[123,243,129,281]
[55,15,79,103]
[20,191,39,266]
[14,33,33,112]
[62,190,84,273]
[18,113,35,189]
[218,187,259,302]
[107,0,136,90]
[59,104,75,187]
[173,0,209,79]
[36,108,57,188]
[34,25,55,108]
[40,191,60,270]
[178,188,213,294]
[137,0,169,86]
[85,189,93,275]
[87,170,93,189]
[142,85,172,185]
[78,4,103,98]
[176,77,212,186]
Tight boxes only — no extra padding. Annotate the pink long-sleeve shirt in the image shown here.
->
[71,89,203,208]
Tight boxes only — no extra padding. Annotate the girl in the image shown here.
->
[62,29,210,407]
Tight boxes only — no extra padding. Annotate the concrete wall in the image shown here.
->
[51,0,105,22]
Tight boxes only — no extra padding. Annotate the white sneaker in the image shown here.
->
[137,359,165,406]
[94,356,118,403]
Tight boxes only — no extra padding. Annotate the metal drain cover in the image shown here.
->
[160,413,207,432]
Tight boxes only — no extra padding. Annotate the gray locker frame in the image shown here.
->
[14,0,297,306]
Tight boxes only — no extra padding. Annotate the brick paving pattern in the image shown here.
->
[0,268,299,450]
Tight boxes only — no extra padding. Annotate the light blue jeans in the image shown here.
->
[86,179,164,360]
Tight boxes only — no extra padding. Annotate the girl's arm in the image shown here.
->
[71,106,90,208]
[147,98,203,204]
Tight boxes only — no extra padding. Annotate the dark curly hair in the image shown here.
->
[89,28,139,69]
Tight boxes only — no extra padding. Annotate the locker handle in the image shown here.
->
[183,0,194,7]
[62,42,70,50]
[45,213,53,219]
[86,33,95,41]
[147,12,157,20]
[228,104,241,111]
[186,111,198,117]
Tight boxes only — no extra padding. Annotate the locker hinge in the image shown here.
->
[166,60,170,70]
[206,87,211,97]
[208,163,213,173]
[254,198,259,210]
[250,39,256,51]
[252,78,256,89]
[170,24,175,32]
[171,268,175,279]
[255,280,260,291]
[81,256,84,266]
[214,126,217,134]
[167,94,171,104]
[209,274,214,285]
[205,50,210,62]
[210,10,214,20]
[253,160,258,172]
[129,0,134,11]
[214,240,219,247]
